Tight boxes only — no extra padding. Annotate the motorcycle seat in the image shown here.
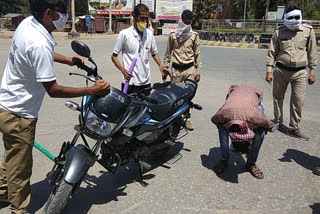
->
[148,82,196,121]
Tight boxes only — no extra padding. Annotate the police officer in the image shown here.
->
[163,9,202,131]
[265,6,318,141]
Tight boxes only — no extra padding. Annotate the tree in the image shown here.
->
[75,0,89,16]
[193,0,217,29]
[294,0,320,20]
[0,0,30,15]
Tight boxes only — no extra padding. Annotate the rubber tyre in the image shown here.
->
[43,179,73,214]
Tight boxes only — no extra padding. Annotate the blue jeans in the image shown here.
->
[217,103,265,164]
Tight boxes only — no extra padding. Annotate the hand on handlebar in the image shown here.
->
[91,80,110,96]
[70,55,84,66]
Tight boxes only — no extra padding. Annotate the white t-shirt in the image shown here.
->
[113,26,158,86]
[0,16,56,118]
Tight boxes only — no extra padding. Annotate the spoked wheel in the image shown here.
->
[43,179,74,214]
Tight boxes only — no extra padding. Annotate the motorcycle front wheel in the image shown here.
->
[43,179,74,214]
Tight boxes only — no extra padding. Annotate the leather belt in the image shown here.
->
[276,62,306,72]
[172,62,194,70]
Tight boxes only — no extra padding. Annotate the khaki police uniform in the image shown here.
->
[0,109,37,214]
[163,31,202,84]
[266,24,318,130]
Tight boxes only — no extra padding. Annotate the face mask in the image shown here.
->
[137,21,147,32]
[52,12,69,30]
[284,9,302,31]
[176,18,192,42]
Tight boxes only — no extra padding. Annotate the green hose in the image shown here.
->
[34,142,56,162]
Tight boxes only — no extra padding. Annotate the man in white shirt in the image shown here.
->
[0,0,110,213]
[111,4,170,95]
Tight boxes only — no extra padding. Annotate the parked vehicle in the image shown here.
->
[43,40,202,214]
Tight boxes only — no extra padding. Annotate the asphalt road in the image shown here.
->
[0,34,320,214]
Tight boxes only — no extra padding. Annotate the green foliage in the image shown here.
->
[75,0,89,16]
[193,0,320,23]
[193,0,217,29]
[294,0,320,20]
[0,0,30,15]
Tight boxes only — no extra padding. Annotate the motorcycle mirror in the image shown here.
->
[71,40,91,58]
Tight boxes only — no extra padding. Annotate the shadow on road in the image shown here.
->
[29,142,185,214]
[201,147,249,183]
[278,148,320,171]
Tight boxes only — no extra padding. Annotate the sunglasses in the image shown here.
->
[287,15,300,20]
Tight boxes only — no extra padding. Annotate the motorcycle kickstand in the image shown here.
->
[137,161,151,187]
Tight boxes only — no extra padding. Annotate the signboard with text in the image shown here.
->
[88,0,134,15]
[162,23,178,35]
[156,0,193,20]
[134,0,155,13]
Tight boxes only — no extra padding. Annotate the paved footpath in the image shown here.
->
[0,32,320,214]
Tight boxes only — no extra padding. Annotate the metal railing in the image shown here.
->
[202,19,320,35]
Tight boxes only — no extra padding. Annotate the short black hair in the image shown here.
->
[132,4,149,18]
[285,6,301,14]
[181,9,193,20]
[29,0,68,21]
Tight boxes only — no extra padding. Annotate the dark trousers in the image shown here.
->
[121,83,151,96]
[217,124,265,164]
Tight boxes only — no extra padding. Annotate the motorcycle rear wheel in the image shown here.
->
[43,179,74,214]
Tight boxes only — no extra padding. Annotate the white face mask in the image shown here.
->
[176,17,192,42]
[52,12,69,30]
[284,9,302,31]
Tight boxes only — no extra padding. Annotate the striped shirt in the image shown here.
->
[211,84,275,130]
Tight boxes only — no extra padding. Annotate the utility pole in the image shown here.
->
[69,0,79,37]
[262,0,270,32]
[108,0,112,33]
[226,0,231,19]
[242,0,247,29]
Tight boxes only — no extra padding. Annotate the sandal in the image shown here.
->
[247,164,264,179]
[213,159,228,174]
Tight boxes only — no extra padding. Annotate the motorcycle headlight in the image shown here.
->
[84,110,116,138]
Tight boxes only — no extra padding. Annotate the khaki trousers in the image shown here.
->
[171,66,196,84]
[272,67,307,130]
[0,108,37,214]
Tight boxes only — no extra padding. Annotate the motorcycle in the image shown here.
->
[43,40,202,214]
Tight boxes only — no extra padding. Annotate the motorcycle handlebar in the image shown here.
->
[75,62,94,75]
[73,62,102,81]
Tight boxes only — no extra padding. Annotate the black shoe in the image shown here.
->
[287,129,309,141]
[213,159,228,174]
[271,119,283,131]
[278,124,285,131]
[313,167,320,176]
